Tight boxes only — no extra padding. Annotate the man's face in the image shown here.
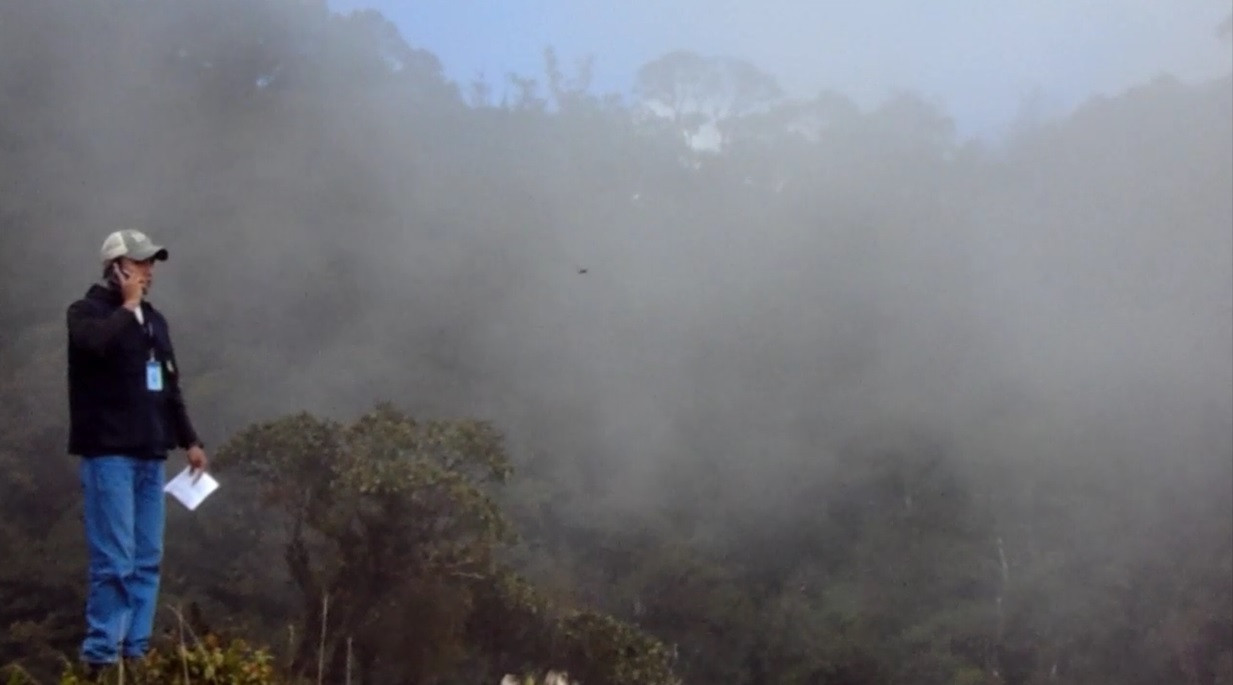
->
[119,256,156,293]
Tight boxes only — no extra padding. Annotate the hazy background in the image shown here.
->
[0,1,1230,682]
[327,0,1233,138]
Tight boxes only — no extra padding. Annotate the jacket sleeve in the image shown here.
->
[164,323,202,450]
[67,299,137,356]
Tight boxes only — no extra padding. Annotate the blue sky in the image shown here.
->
[327,1,1232,139]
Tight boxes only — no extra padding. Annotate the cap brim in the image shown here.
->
[129,246,169,262]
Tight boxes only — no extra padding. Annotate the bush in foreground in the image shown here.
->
[53,635,280,685]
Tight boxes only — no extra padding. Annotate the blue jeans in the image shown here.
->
[79,456,166,664]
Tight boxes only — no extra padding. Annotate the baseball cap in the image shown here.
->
[100,229,169,264]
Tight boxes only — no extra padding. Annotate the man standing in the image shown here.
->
[66,229,209,670]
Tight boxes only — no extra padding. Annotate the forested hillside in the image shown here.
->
[1,1,1230,683]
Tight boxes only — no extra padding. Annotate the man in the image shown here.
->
[66,228,209,670]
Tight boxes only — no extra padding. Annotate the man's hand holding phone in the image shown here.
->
[114,264,145,310]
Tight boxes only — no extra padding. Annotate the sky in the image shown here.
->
[326,1,1232,139]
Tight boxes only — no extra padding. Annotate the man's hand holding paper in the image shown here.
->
[164,465,219,511]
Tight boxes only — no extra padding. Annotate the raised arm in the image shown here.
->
[66,300,137,356]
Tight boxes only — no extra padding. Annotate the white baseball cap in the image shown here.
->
[100,229,169,264]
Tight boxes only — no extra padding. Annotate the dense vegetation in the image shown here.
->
[1,1,1230,683]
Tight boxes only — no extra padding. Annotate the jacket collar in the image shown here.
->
[86,281,125,307]
[86,280,158,316]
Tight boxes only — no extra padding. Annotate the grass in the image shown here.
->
[2,596,576,685]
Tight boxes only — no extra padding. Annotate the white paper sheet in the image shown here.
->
[163,466,219,511]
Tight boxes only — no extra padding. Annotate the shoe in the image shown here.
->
[80,661,117,680]
[122,654,148,670]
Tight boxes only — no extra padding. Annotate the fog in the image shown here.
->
[6,2,1224,504]
[1,0,1230,680]
[331,0,1233,140]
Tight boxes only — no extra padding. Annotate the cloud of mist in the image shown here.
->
[5,0,1229,537]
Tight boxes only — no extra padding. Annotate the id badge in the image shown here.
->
[146,359,164,392]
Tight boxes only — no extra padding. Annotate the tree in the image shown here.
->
[215,404,515,682]
[213,404,683,684]
[634,50,782,148]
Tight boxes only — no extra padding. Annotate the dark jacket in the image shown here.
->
[66,282,201,458]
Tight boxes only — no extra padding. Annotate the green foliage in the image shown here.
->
[212,404,679,684]
[2,665,37,685]
[0,1,1229,684]
[213,404,511,680]
[554,612,682,685]
[463,566,683,685]
[56,635,280,685]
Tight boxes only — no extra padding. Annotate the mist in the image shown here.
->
[1,1,1230,682]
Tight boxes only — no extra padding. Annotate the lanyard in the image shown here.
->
[136,306,158,360]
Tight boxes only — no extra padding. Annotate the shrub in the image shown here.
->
[56,635,283,685]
